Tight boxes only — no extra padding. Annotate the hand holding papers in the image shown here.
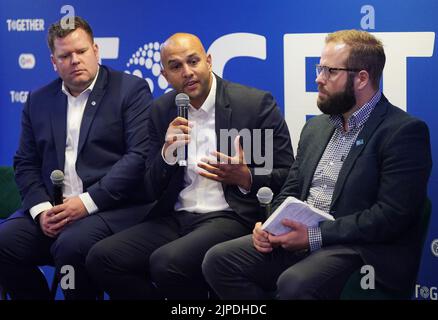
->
[261,196,334,235]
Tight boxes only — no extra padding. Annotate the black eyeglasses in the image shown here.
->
[316,64,360,80]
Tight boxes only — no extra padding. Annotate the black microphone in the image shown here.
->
[175,93,190,167]
[257,187,274,218]
[50,170,64,205]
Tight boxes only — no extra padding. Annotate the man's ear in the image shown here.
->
[161,68,168,81]
[356,70,369,90]
[206,53,212,71]
[93,43,100,62]
[50,55,57,71]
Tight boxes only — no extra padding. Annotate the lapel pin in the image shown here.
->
[356,139,364,146]
[91,101,96,106]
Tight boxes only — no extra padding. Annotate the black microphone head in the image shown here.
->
[175,93,190,107]
[50,170,64,186]
[257,187,273,204]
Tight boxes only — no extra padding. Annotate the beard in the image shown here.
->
[317,75,356,115]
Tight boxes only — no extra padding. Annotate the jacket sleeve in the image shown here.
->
[13,93,51,211]
[142,100,180,203]
[87,79,153,210]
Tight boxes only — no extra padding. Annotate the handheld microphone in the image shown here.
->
[50,170,64,205]
[257,187,274,218]
[175,93,190,167]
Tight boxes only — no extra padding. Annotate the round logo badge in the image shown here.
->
[431,239,438,257]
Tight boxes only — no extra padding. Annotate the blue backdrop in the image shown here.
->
[0,0,437,299]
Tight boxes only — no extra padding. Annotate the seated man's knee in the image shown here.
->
[149,248,173,284]
[51,227,88,266]
[276,269,311,300]
[202,243,228,283]
[150,246,193,286]
[85,241,112,279]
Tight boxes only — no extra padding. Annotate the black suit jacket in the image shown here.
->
[14,65,153,231]
[272,95,432,292]
[144,75,294,227]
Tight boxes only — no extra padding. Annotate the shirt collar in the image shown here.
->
[61,65,100,98]
[330,90,382,131]
[189,73,216,116]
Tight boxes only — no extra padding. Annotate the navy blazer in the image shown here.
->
[14,66,153,231]
[144,75,294,228]
[272,95,432,292]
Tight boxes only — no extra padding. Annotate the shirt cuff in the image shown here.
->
[238,168,253,194]
[308,226,322,252]
[79,192,99,214]
[29,202,53,220]
[161,145,178,165]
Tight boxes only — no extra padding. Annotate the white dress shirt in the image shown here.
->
[163,76,232,213]
[30,69,100,220]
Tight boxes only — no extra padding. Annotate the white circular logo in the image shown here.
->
[420,286,430,299]
[431,239,438,257]
[124,41,172,96]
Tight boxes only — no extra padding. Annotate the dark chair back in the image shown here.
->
[0,166,21,219]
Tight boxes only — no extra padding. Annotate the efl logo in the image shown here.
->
[18,53,35,69]
[431,239,438,257]
[415,285,438,300]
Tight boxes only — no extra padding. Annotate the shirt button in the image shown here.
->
[329,161,334,166]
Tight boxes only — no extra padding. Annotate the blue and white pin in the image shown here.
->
[356,139,364,146]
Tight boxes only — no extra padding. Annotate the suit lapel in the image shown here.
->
[214,75,232,154]
[50,86,68,169]
[301,117,335,199]
[77,66,107,155]
[214,76,232,193]
[330,97,389,208]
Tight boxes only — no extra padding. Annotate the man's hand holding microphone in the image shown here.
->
[38,170,88,238]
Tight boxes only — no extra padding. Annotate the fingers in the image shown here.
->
[164,133,190,145]
[268,234,282,246]
[47,210,68,224]
[198,170,224,182]
[281,219,304,230]
[39,211,62,238]
[197,161,224,176]
[163,139,190,163]
[46,204,64,216]
[168,125,191,135]
[209,151,238,165]
[163,118,192,161]
[234,135,245,160]
[252,222,273,253]
[168,117,192,135]
[170,117,191,127]
[253,238,273,253]
[49,216,71,232]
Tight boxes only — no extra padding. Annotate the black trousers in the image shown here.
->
[0,206,146,300]
[202,234,363,300]
[86,210,250,299]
